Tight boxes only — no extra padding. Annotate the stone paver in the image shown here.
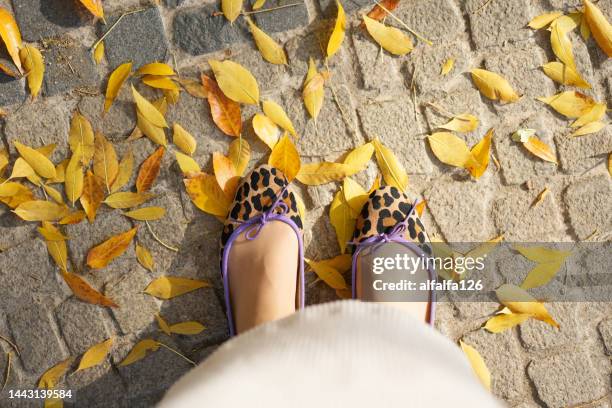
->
[0,0,611,406]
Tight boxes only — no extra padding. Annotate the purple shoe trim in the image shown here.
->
[221,189,305,337]
[349,199,437,326]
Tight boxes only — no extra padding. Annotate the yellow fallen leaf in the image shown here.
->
[521,261,565,290]
[470,68,520,103]
[467,128,493,179]
[80,169,104,223]
[222,0,242,23]
[0,7,23,74]
[69,111,95,165]
[43,184,63,204]
[61,270,118,307]
[14,141,56,179]
[438,113,479,133]
[169,321,206,335]
[327,0,346,57]
[302,58,325,121]
[496,284,559,327]
[228,138,251,176]
[136,62,175,76]
[484,313,530,333]
[305,258,347,289]
[252,0,265,9]
[136,244,154,271]
[247,18,287,65]
[571,103,606,128]
[252,113,280,149]
[212,152,239,198]
[19,44,44,99]
[184,173,231,217]
[156,314,171,335]
[65,145,84,205]
[550,22,576,69]
[79,0,104,18]
[48,159,67,184]
[76,338,113,372]
[209,59,260,104]
[87,228,137,269]
[141,75,180,91]
[124,206,166,221]
[103,192,154,209]
[137,110,167,146]
[343,142,374,175]
[111,149,134,193]
[13,201,69,221]
[464,234,504,259]
[59,210,86,225]
[580,13,592,40]
[319,254,352,272]
[93,41,104,64]
[39,222,68,271]
[523,136,558,164]
[513,245,572,264]
[119,339,159,366]
[427,132,475,168]
[572,121,606,136]
[372,137,408,191]
[173,123,197,156]
[268,134,301,181]
[144,276,211,299]
[440,57,455,75]
[459,341,491,390]
[136,146,165,193]
[104,62,132,113]
[296,162,351,185]
[584,0,612,57]
[329,188,355,254]
[537,91,595,118]
[202,74,242,137]
[132,85,168,128]
[262,100,296,136]
[343,177,368,216]
[362,15,413,56]
[93,132,119,192]
[530,187,550,208]
[175,151,201,176]
[542,61,590,88]
[528,12,563,29]
[39,358,72,389]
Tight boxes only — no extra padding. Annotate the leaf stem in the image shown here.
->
[371,1,432,45]
[0,335,19,356]
[242,3,302,15]
[157,342,196,366]
[146,221,179,252]
[90,8,147,52]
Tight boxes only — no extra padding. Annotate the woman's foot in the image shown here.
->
[220,165,304,335]
[351,187,434,323]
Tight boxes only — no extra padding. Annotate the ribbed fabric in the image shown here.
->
[159,301,503,408]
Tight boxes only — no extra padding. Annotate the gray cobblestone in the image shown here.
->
[66,362,127,408]
[0,74,25,107]
[395,0,466,43]
[11,0,86,41]
[564,176,612,240]
[43,39,98,97]
[353,30,403,91]
[56,298,114,355]
[100,7,169,69]
[528,352,607,408]
[466,0,534,49]
[253,0,309,33]
[555,126,612,173]
[173,6,248,56]
[598,319,612,355]
[519,303,584,351]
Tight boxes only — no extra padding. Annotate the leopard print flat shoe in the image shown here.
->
[350,186,436,325]
[220,164,304,336]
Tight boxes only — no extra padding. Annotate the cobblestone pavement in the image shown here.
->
[0,0,611,406]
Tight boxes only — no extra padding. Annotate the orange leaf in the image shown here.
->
[86,228,137,269]
[79,0,104,18]
[61,270,118,307]
[202,74,242,137]
[364,0,400,22]
[212,152,239,198]
[0,7,23,74]
[184,173,231,217]
[80,169,105,223]
[136,147,165,192]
